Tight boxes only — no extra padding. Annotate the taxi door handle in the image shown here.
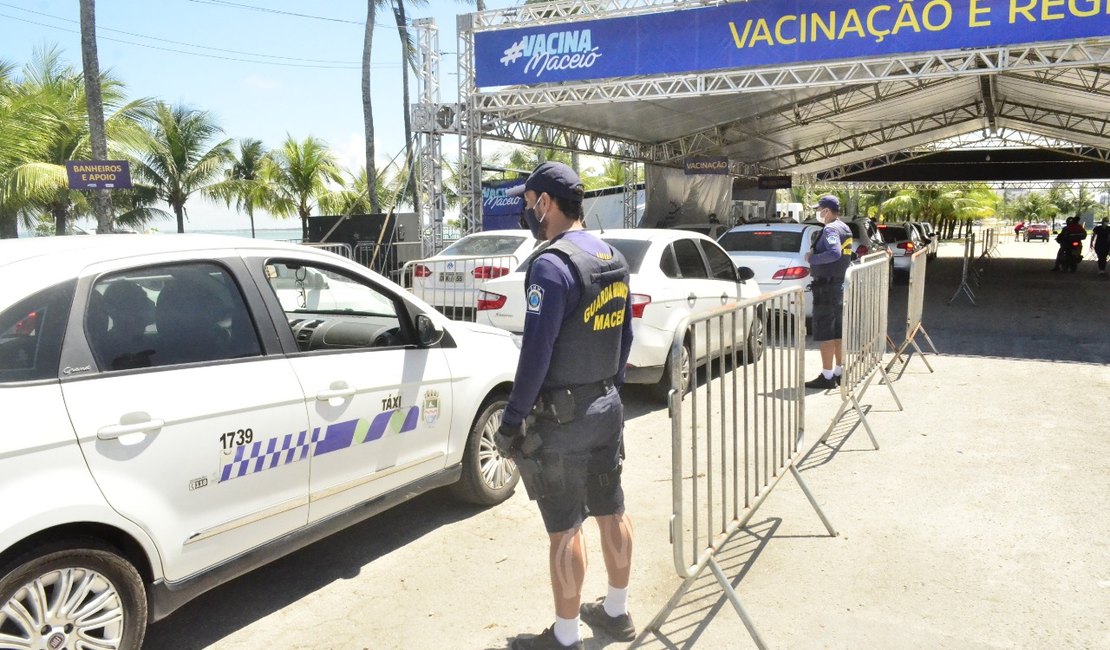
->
[97,417,164,440]
[316,382,356,401]
[720,293,729,304]
[687,293,697,305]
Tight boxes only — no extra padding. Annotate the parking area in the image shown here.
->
[146,237,1109,650]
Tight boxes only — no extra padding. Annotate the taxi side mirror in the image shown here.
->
[737,266,756,282]
[415,313,444,347]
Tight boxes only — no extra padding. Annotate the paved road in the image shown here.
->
[146,237,1109,649]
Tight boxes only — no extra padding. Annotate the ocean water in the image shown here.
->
[190,228,303,242]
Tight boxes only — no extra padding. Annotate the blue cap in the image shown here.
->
[811,194,840,212]
[507,161,584,201]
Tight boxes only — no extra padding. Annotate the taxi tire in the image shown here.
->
[744,310,765,363]
[0,540,147,650]
[450,395,520,506]
[653,340,691,404]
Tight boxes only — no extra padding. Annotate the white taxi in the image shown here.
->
[0,235,520,648]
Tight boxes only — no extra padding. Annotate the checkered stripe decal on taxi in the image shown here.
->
[219,407,420,483]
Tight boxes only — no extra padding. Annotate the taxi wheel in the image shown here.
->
[450,395,519,506]
[744,311,765,363]
[0,541,147,650]
[653,340,691,403]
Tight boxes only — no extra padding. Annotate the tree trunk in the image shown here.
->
[79,0,114,234]
[0,216,17,239]
[394,1,419,214]
[174,203,185,234]
[363,2,380,214]
[53,198,69,236]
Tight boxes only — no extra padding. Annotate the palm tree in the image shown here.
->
[130,102,233,233]
[79,0,113,233]
[362,1,389,214]
[261,135,343,240]
[218,138,268,238]
[392,0,427,213]
[5,49,149,236]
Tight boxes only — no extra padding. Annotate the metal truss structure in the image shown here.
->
[410,0,1110,242]
[412,18,445,253]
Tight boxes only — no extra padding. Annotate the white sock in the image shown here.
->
[821,368,834,379]
[604,584,629,617]
[833,365,843,377]
[553,615,580,646]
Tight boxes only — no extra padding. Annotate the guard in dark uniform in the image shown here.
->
[496,162,635,650]
[804,194,852,390]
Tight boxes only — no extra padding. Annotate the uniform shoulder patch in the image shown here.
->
[526,284,544,313]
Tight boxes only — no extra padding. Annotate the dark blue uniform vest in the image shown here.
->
[527,237,630,388]
[811,220,853,280]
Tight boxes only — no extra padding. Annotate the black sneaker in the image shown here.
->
[804,374,837,390]
[510,626,582,650]
[580,598,636,641]
[833,374,842,387]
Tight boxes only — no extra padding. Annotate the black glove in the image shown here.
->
[494,421,523,458]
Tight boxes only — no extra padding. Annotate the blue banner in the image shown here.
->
[482,178,526,231]
[475,0,1109,87]
[65,160,132,190]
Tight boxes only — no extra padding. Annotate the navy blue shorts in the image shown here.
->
[529,386,625,533]
[810,282,844,342]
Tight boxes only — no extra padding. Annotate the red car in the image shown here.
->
[1025,223,1050,241]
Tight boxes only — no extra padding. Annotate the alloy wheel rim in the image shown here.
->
[0,567,125,650]
[478,407,516,490]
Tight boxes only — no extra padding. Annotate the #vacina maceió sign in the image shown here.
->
[474,0,1108,87]
[66,160,132,190]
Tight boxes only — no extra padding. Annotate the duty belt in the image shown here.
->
[546,377,614,403]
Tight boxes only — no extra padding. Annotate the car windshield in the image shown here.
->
[718,229,804,253]
[440,235,526,257]
[601,239,651,273]
[878,227,909,243]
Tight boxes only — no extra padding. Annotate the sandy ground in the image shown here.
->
[146,235,1110,649]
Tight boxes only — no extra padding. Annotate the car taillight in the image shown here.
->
[476,291,507,311]
[472,266,509,280]
[898,242,915,252]
[413,264,431,278]
[856,245,867,257]
[772,266,809,280]
[630,293,651,318]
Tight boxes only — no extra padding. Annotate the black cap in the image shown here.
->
[810,194,840,212]
[507,161,584,201]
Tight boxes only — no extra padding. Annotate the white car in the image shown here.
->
[0,234,521,648]
[718,222,824,319]
[877,223,928,279]
[405,229,539,321]
[475,229,764,401]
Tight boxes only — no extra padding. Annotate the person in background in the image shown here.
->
[1091,216,1110,276]
[804,195,853,391]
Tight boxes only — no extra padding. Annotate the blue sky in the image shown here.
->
[0,0,518,230]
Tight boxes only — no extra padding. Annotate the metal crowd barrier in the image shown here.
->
[887,248,939,375]
[646,287,836,649]
[298,242,353,259]
[399,254,521,322]
[949,233,979,305]
[353,241,424,282]
[819,252,902,449]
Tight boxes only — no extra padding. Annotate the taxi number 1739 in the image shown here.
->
[220,428,254,451]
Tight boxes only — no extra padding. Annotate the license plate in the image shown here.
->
[438,272,464,282]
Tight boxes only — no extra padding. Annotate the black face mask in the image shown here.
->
[521,203,546,240]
